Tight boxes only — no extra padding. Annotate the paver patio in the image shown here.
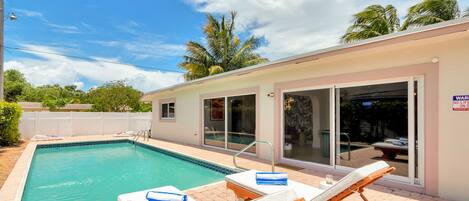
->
[0,135,446,201]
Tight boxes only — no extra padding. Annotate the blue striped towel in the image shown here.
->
[146,191,187,201]
[256,172,288,185]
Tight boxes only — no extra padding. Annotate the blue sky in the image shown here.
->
[4,0,469,92]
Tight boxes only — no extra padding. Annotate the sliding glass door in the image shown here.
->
[281,78,423,185]
[204,94,256,153]
[227,95,256,152]
[335,82,410,178]
[283,88,331,165]
[203,98,226,148]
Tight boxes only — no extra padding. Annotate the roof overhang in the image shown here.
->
[142,17,469,101]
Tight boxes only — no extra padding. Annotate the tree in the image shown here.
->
[3,69,32,102]
[20,84,87,111]
[87,81,142,112]
[342,5,399,43]
[464,7,469,17]
[401,0,460,30]
[179,12,268,80]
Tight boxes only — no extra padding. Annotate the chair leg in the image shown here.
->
[358,188,368,201]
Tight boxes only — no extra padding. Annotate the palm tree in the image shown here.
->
[342,5,399,43]
[401,0,460,30]
[179,12,268,81]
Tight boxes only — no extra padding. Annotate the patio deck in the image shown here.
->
[0,135,445,201]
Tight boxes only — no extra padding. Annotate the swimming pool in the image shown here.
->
[22,140,235,201]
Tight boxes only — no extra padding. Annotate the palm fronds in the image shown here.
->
[342,5,399,43]
[179,12,268,80]
[401,0,460,30]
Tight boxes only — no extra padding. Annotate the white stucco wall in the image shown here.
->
[149,31,469,200]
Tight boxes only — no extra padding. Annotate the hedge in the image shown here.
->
[0,101,22,146]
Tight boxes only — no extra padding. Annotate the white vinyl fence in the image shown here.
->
[19,112,152,139]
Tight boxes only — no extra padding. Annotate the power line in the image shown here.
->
[2,45,185,73]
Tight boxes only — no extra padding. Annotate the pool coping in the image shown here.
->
[0,137,242,201]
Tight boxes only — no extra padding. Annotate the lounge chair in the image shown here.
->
[30,134,64,141]
[117,185,194,201]
[225,161,395,201]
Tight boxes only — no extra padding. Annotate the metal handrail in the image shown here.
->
[132,130,149,145]
[340,133,351,161]
[233,140,275,172]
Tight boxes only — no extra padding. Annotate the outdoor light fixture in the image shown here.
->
[9,12,16,21]
[431,57,439,63]
[267,92,275,97]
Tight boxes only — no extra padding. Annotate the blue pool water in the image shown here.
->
[22,141,230,201]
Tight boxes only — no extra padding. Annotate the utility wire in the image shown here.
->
[2,45,185,73]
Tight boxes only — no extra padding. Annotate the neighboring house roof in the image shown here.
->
[142,17,469,101]
[18,102,93,111]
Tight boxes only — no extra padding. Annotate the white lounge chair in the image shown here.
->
[225,161,395,201]
[30,134,64,141]
[117,185,194,201]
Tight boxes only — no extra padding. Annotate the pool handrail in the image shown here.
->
[233,140,275,172]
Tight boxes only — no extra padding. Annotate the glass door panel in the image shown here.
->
[283,88,331,165]
[335,82,409,177]
[227,95,256,152]
[203,98,226,148]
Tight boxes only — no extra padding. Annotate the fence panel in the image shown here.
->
[19,112,152,139]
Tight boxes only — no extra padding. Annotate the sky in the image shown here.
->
[4,0,469,92]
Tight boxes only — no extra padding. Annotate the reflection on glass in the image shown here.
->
[227,95,256,152]
[283,89,330,165]
[414,80,419,181]
[336,82,409,177]
[161,103,168,118]
[204,98,225,148]
[168,103,175,118]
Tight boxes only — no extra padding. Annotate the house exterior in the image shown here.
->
[18,102,93,112]
[142,18,469,200]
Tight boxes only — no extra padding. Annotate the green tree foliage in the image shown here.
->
[342,5,399,43]
[343,0,464,43]
[3,69,32,102]
[179,12,268,80]
[3,69,151,112]
[20,84,87,111]
[401,0,460,30]
[0,102,22,146]
[87,81,143,112]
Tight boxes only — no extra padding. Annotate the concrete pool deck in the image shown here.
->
[0,135,445,201]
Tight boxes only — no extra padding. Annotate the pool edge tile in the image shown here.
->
[2,137,240,201]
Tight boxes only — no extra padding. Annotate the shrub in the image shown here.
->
[0,101,22,146]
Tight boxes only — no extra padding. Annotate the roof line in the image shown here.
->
[143,17,469,99]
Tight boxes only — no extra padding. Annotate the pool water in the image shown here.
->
[22,142,228,201]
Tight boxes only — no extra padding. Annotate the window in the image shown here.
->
[203,94,256,153]
[161,102,175,119]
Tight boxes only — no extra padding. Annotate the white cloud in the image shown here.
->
[187,0,457,59]
[45,23,81,34]
[89,39,185,60]
[15,9,43,17]
[4,44,184,92]
[15,8,82,34]
[73,81,85,90]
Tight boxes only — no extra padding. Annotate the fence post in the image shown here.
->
[101,112,104,135]
[34,112,38,137]
[127,112,130,131]
[70,112,73,136]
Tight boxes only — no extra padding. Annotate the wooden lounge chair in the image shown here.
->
[225,161,395,201]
